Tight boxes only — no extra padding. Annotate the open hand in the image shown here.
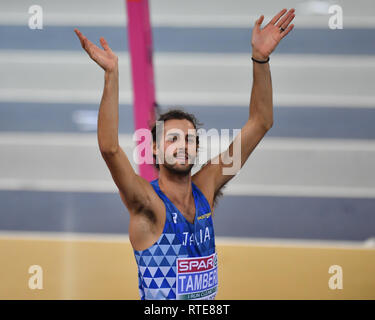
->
[251,8,295,60]
[74,28,118,72]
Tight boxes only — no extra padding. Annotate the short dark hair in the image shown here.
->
[150,107,202,170]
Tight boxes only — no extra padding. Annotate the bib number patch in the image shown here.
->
[176,252,218,300]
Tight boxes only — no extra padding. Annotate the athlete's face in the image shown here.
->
[154,119,198,175]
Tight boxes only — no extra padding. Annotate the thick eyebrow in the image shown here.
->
[166,132,196,138]
[166,131,182,137]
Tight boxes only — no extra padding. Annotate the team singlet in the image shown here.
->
[133,179,217,300]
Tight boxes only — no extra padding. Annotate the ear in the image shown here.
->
[153,140,157,156]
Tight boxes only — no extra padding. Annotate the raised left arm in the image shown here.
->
[193,8,295,207]
[249,8,295,127]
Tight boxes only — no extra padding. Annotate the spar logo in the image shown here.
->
[178,254,215,273]
[176,253,218,300]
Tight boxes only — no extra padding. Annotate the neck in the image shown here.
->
[158,167,193,204]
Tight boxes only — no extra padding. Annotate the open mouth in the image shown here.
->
[174,153,189,161]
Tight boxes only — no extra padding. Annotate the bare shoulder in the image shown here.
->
[119,175,163,214]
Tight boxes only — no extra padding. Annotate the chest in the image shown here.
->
[174,203,196,224]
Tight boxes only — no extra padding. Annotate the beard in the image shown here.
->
[161,153,195,176]
[162,161,194,176]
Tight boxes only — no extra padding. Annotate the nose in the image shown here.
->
[174,138,186,151]
[176,146,186,154]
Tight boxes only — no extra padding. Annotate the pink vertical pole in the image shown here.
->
[126,0,158,181]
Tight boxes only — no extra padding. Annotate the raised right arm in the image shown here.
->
[99,66,154,212]
[74,28,157,214]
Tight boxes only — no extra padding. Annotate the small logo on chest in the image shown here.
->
[172,212,178,224]
[197,212,212,220]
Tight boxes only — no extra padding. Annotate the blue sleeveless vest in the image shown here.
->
[133,178,217,300]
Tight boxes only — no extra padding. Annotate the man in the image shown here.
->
[74,8,295,300]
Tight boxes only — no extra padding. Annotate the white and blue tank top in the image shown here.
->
[133,178,218,300]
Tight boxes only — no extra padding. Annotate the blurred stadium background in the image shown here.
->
[0,0,374,299]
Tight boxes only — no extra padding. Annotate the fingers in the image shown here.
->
[281,24,294,39]
[255,15,264,26]
[268,8,287,26]
[276,8,295,28]
[74,28,96,55]
[100,37,111,52]
[74,28,89,51]
[253,15,264,32]
[74,28,82,38]
[280,13,295,32]
[74,28,86,47]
